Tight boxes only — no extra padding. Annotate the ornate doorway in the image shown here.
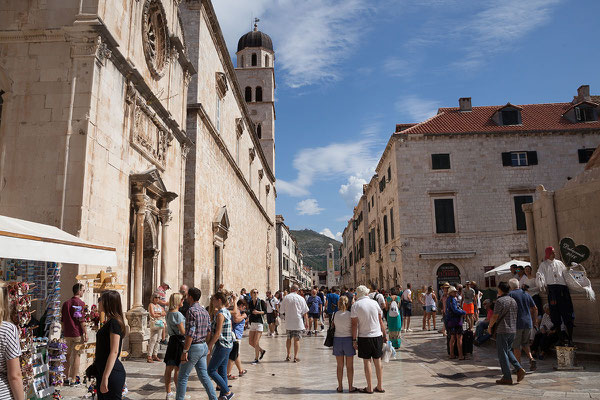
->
[142,215,159,308]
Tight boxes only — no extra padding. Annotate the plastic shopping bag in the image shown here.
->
[382,340,396,363]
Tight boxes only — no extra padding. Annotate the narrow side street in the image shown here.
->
[61,322,600,399]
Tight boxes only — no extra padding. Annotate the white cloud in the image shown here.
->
[296,199,324,215]
[339,175,368,208]
[212,0,373,88]
[403,0,562,70]
[279,138,379,197]
[383,57,413,78]
[320,228,343,242]
[395,96,440,123]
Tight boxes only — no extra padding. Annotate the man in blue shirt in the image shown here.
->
[306,289,323,336]
[508,278,538,371]
[325,288,340,325]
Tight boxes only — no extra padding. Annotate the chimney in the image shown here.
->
[459,97,472,112]
[577,85,591,102]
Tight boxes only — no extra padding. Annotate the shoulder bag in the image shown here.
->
[324,312,335,347]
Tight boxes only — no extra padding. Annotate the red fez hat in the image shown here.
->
[545,246,554,259]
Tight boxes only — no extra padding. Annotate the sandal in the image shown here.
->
[239,369,247,377]
[349,387,358,393]
[285,356,291,362]
[227,374,238,380]
[374,388,385,393]
[358,388,373,394]
[336,387,343,393]
[146,358,154,363]
[293,358,300,363]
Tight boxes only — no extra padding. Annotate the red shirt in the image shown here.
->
[61,297,86,337]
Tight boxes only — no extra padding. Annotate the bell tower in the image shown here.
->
[235,20,276,173]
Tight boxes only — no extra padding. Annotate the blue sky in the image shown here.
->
[213,0,600,241]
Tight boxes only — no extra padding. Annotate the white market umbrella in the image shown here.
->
[0,215,117,266]
[484,259,530,278]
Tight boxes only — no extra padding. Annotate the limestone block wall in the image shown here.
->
[182,1,277,302]
[529,166,600,341]
[394,131,600,293]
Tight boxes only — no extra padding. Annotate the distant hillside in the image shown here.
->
[290,229,342,271]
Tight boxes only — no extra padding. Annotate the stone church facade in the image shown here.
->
[0,0,278,354]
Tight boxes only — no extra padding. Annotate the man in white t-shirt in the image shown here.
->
[401,283,413,332]
[279,284,309,362]
[266,291,280,337]
[351,285,387,394]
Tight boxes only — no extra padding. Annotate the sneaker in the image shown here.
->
[307,331,312,336]
[220,393,235,400]
[259,349,266,360]
[166,392,175,399]
[251,359,259,365]
[401,329,406,333]
[407,328,413,332]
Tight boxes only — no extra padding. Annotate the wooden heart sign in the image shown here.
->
[559,237,590,266]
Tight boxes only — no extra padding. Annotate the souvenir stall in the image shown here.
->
[0,215,117,399]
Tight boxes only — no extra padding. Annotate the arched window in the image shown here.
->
[245,86,252,102]
[240,55,244,68]
[256,123,262,139]
[251,53,257,66]
[255,86,263,102]
[265,55,269,67]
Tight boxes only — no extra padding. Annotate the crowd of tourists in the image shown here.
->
[44,248,574,399]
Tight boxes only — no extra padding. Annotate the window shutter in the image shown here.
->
[502,152,512,166]
[575,107,581,121]
[527,151,538,165]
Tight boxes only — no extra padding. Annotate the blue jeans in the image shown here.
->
[475,321,490,344]
[176,343,217,400]
[207,342,232,397]
[496,333,522,380]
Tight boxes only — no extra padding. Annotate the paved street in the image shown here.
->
[60,322,600,399]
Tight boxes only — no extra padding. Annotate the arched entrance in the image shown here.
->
[142,215,159,308]
[436,263,461,292]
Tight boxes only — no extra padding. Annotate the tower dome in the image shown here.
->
[237,26,273,52]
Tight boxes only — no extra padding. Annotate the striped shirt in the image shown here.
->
[212,308,233,349]
[0,321,22,399]
[185,302,211,344]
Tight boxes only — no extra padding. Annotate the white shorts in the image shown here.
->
[249,322,264,332]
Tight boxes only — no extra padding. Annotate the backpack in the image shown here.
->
[388,297,399,318]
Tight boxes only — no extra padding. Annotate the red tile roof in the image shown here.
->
[400,102,600,135]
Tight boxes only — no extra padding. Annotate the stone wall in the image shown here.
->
[0,0,192,310]
[527,163,600,344]
[181,1,277,302]
[394,131,599,295]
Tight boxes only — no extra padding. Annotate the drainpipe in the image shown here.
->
[60,63,78,230]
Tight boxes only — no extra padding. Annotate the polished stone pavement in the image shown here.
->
[60,323,600,399]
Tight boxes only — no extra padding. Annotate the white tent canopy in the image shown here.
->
[484,259,530,277]
[0,215,117,266]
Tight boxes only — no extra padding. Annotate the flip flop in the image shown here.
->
[358,388,373,394]
[293,358,300,363]
[336,388,343,393]
[285,357,291,362]
[349,387,358,393]
[374,388,385,393]
[239,369,247,377]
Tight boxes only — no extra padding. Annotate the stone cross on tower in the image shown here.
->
[235,22,276,173]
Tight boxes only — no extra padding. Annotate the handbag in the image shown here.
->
[85,363,98,379]
[324,312,335,347]
[258,299,268,331]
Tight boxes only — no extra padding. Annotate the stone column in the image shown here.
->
[539,186,560,259]
[159,208,172,286]
[126,192,149,358]
[522,203,538,271]
[133,193,146,309]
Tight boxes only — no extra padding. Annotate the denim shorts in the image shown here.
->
[333,337,355,357]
